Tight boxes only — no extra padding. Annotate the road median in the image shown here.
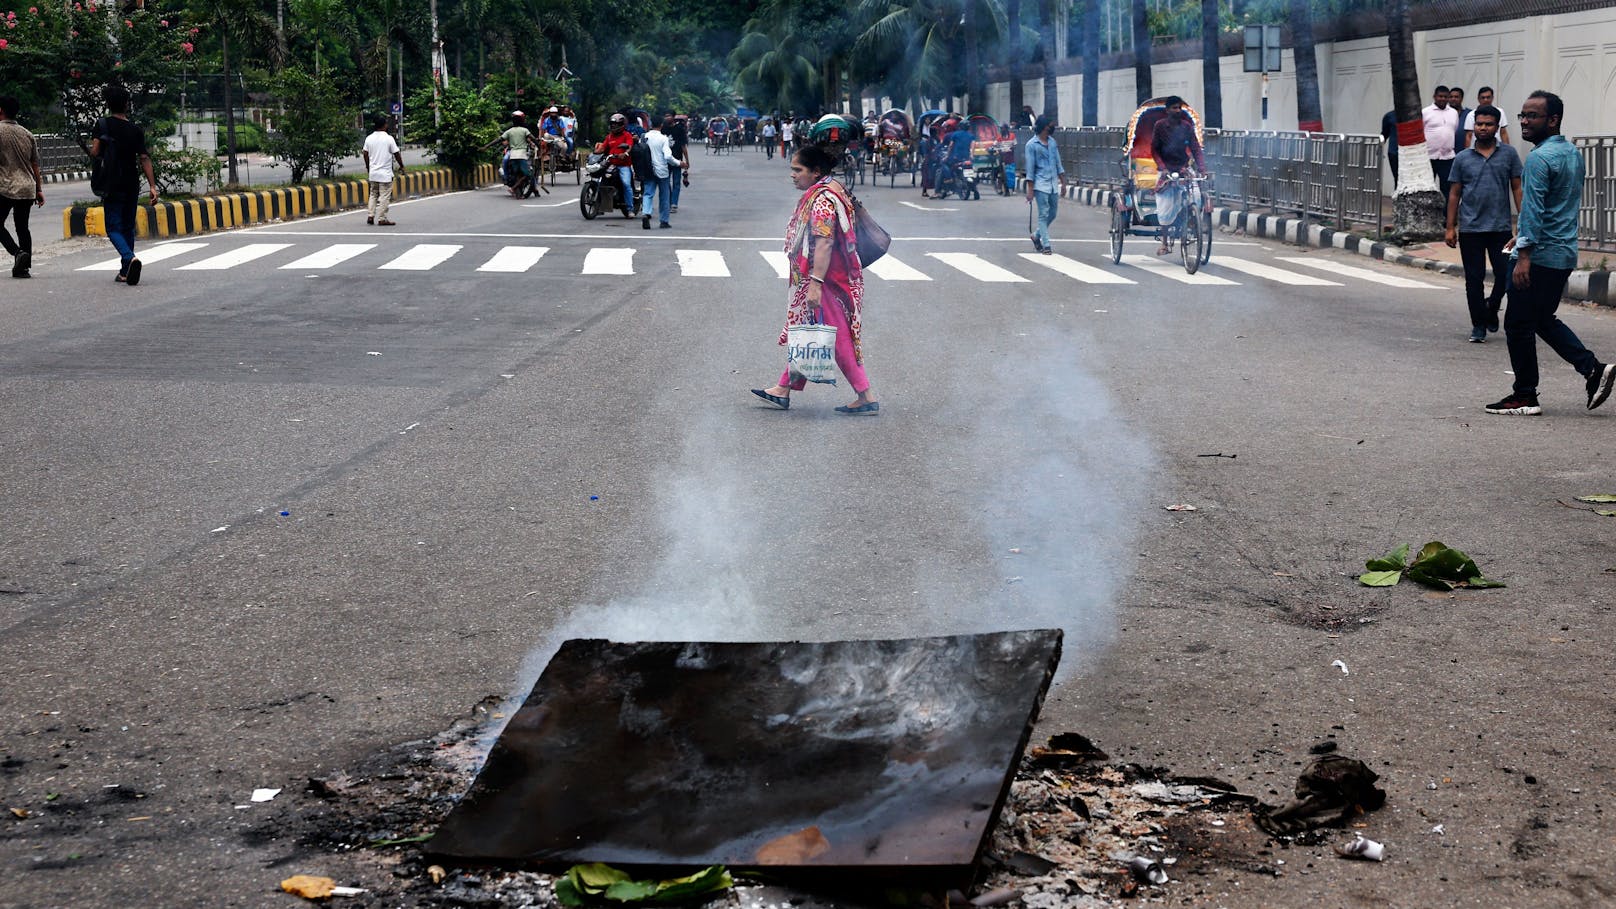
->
[62,163,498,240]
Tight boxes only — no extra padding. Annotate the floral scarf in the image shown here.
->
[780,176,865,363]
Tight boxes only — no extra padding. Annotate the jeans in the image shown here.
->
[615,166,635,211]
[641,174,671,223]
[1505,264,1596,396]
[669,164,683,208]
[1033,190,1058,249]
[0,196,31,256]
[1458,231,1510,328]
[102,196,139,270]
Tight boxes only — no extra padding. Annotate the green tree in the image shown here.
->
[406,77,501,172]
[265,69,359,182]
[187,0,282,184]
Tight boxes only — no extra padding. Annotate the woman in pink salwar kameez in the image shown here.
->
[751,145,878,415]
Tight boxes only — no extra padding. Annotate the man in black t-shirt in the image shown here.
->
[90,84,158,286]
[1149,97,1205,255]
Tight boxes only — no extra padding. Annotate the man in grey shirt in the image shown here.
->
[1444,105,1521,342]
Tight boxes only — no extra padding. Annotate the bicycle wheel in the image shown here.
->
[1198,210,1213,265]
[1109,200,1127,264]
[1181,208,1202,275]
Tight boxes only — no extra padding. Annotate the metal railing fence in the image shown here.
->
[1576,136,1616,254]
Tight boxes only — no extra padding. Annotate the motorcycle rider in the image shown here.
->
[940,120,976,198]
[595,113,638,215]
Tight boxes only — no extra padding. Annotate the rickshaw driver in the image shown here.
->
[595,113,638,214]
[1150,97,1206,255]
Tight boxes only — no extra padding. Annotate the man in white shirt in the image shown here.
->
[1423,85,1460,198]
[640,117,674,229]
[1462,86,1510,146]
[361,117,404,226]
[780,119,793,158]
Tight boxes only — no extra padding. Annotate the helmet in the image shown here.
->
[511,110,525,118]
[609,113,626,125]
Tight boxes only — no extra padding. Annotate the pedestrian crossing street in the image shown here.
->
[77,240,1446,291]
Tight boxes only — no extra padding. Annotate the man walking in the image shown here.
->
[362,117,403,225]
[90,84,158,286]
[1445,105,1521,342]
[1463,87,1510,147]
[761,119,776,160]
[1380,107,1399,188]
[1024,114,1063,255]
[639,117,673,229]
[1448,87,1470,151]
[1423,86,1459,198]
[0,95,44,279]
[780,118,793,159]
[1485,91,1615,416]
[667,115,689,213]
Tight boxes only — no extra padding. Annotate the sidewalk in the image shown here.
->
[1060,182,1615,308]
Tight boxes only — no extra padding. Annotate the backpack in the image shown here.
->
[89,118,117,198]
[629,137,653,177]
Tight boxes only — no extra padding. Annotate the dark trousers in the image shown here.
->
[0,196,31,256]
[1431,158,1453,199]
[1458,231,1510,328]
[1505,264,1597,396]
[1387,153,1398,188]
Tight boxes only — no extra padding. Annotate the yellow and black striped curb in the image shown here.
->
[63,163,498,240]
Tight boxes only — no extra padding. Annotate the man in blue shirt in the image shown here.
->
[1024,115,1064,254]
[1444,105,1521,342]
[1485,91,1614,415]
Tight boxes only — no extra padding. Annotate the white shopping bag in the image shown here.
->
[786,318,838,386]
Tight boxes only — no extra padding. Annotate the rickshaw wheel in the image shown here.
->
[1109,199,1127,264]
[1181,209,1203,275]
[1198,211,1212,265]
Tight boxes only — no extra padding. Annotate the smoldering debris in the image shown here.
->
[1253,754,1387,839]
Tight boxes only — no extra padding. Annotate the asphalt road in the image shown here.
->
[4,145,1616,908]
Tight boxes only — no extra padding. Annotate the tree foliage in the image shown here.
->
[264,69,358,182]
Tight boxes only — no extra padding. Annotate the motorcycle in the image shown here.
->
[934,158,980,201]
[579,152,638,220]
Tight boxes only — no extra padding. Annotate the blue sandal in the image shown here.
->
[834,402,879,415]
[750,389,790,410]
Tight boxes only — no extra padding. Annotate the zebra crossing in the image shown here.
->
[77,241,1446,291]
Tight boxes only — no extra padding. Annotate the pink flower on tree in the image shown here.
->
[0,39,8,50]
[180,41,192,54]
[124,18,131,27]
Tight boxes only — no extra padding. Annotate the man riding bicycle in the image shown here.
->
[1150,96,1206,255]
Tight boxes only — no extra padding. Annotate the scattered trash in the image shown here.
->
[366,351,382,356]
[553,863,732,907]
[1028,732,1109,766]
[1310,741,1339,755]
[992,851,1059,876]
[589,495,599,501]
[1331,659,1349,675]
[1357,542,1505,589]
[280,875,368,899]
[427,865,447,884]
[1196,453,1237,459]
[1164,504,1198,512]
[970,887,1022,907]
[210,526,229,533]
[250,788,280,803]
[1125,855,1169,884]
[279,511,290,517]
[367,833,433,847]
[1254,754,1386,837]
[1008,547,1022,554]
[1431,824,1445,835]
[399,422,420,434]
[1335,833,1385,861]
[9,807,27,818]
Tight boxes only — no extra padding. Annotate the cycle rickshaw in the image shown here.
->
[872,109,915,186]
[965,113,1003,194]
[1107,98,1213,274]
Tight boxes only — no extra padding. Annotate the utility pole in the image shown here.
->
[430,0,442,132]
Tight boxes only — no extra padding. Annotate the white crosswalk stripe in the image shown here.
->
[677,249,730,277]
[1020,252,1135,284]
[758,250,789,279]
[582,247,635,275]
[176,243,294,270]
[1208,257,1342,286]
[281,244,376,269]
[1115,254,1239,286]
[1276,256,1440,288]
[864,255,932,281]
[380,244,462,270]
[477,246,550,273]
[79,241,210,271]
[927,252,1030,283]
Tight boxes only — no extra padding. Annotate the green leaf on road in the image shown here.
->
[1576,494,1616,503]
[1357,570,1403,587]
[1597,510,1616,517]
[1365,543,1410,572]
[556,863,732,905]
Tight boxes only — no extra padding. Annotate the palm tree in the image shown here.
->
[1199,0,1220,127]
[1131,0,1150,104]
[1289,0,1321,131]
[1385,0,1441,239]
[1006,0,1023,118]
[189,0,281,185]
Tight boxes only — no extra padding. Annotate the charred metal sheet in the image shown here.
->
[431,630,1062,878]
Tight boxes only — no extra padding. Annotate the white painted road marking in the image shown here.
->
[864,255,933,281]
[1277,256,1441,288]
[1210,257,1343,286]
[379,244,463,270]
[176,243,294,270]
[477,246,550,273]
[280,244,376,269]
[927,252,1030,283]
[758,250,789,279]
[582,247,635,275]
[676,249,731,277]
[79,242,210,271]
[1020,252,1136,284]
[1116,254,1240,286]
